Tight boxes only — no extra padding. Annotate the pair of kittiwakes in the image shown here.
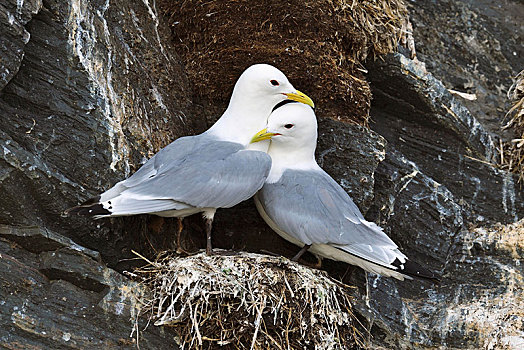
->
[67,64,438,281]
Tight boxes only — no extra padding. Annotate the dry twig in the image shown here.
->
[500,70,524,183]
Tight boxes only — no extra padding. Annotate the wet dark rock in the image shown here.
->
[0,0,194,347]
[0,224,176,348]
[0,0,198,266]
[0,224,100,259]
[345,2,524,344]
[317,119,387,213]
[407,0,523,141]
[0,0,42,90]
[368,54,523,224]
[350,52,524,348]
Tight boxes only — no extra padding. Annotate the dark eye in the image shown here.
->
[270,80,279,86]
[284,124,294,129]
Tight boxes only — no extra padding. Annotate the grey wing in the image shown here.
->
[259,169,397,248]
[99,136,199,202]
[106,135,271,210]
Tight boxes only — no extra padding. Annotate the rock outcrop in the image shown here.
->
[0,0,193,346]
[0,0,42,91]
[348,52,523,348]
[407,0,523,141]
[0,224,177,348]
[0,0,201,268]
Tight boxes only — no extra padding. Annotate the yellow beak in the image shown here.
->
[284,90,315,108]
[250,128,279,143]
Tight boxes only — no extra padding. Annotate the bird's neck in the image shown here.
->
[206,100,272,147]
[266,143,320,183]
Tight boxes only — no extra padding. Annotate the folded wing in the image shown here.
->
[71,134,272,217]
[258,169,406,268]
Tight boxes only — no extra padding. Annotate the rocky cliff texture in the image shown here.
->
[0,224,177,347]
[0,0,190,347]
[356,53,523,349]
[0,0,203,269]
[0,0,522,349]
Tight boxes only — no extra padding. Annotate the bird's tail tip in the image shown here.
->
[392,258,441,282]
[64,196,111,217]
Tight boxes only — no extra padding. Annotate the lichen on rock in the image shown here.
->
[440,220,524,349]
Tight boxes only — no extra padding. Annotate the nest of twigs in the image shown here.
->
[132,251,363,349]
[159,0,410,124]
[501,70,524,183]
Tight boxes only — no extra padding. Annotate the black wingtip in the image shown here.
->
[65,196,111,217]
[392,258,441,282]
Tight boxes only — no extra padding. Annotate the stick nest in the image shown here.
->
[132,251,363,349]
[159,0,409,125]
[501,70,524,183]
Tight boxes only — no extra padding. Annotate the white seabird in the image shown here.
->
[251,103,437,280]
[66,64,314,255]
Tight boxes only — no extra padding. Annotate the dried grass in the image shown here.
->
[159,0,409,124]
[131,251,363,349]
[500,70,524,183]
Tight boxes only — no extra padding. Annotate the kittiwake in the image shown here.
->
[66,64,314,255]
[251,103,437,280]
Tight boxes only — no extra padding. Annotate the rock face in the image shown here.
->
[349,52,524,349]
[0,0,201,267]
[0,0,42,91]
[0,0,523,349]
[369,54,522,224]
[0,0,194,346]
[353,1,524,346]
[0,224,177,348]
[407,0,523,141]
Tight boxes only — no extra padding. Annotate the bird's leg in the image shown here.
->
[312,255,322,269]
[175,218,189,255]
[292,244,311,262]
[203,209,216,255]
[205,218,213,255]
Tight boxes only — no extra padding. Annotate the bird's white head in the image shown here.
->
[230,64,314,111]
[208,64,314,146]
[251,102,318,166]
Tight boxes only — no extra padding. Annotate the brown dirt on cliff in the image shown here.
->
[159,0,409,125]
